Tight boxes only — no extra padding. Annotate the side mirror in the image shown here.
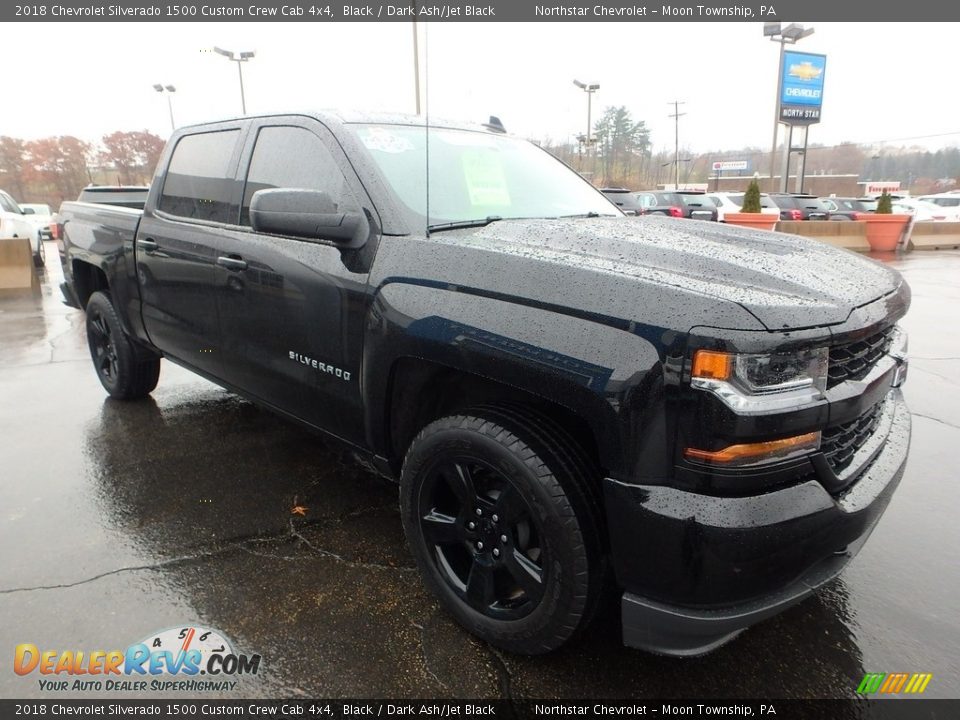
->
[250,188,369,249]
[22,207,35,215]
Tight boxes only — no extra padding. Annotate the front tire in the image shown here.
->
[85,291,160,400]
[400,407,605,654]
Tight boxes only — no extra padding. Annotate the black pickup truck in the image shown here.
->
[58,112,911,657]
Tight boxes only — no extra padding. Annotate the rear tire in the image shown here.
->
[85,291,160,400]
[400,407,605,654]
[33,238,46,268]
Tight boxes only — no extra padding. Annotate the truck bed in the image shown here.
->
[58,201,143,309]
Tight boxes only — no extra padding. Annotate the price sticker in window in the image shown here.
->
[462,150,511,207]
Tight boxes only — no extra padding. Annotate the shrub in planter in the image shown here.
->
[725,179,777,231]
[862,191,910,251]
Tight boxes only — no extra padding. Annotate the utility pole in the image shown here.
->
[412,3,420,114]
[668,100,686,189]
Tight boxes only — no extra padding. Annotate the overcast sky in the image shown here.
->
[3,22,955,154]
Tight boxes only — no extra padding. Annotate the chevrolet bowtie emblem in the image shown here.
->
[788,62,823,81]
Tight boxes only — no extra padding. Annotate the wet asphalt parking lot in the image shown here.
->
[1,243,958,701]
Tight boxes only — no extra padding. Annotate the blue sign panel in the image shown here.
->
[779,51,826,124]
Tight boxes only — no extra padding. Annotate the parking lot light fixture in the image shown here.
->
[153,84,176,131]
[573,80,600,171]
[214,46,255,115]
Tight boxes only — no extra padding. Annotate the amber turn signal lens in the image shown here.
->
[692,350,733,381]
[684,431,820,465]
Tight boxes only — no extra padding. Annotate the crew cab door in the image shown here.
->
[211,118,375,444]
[136,125,246,377]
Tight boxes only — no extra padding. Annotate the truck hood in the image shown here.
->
[436,216,903,330]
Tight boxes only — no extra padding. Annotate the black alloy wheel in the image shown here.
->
[84,291,161,400]
[401,408,605,654]
[418,456,546,620]
[88,305,120,390]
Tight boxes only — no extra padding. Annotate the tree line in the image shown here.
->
[541,105,960,194]
[0,131,165,208]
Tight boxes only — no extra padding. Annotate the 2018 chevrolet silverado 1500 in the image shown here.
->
[58,112,911,656]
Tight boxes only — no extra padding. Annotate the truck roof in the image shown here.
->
[176,110,501,135]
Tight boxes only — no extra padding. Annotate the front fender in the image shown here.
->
[364,280,681,480]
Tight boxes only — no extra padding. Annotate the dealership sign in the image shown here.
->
[712,160,750,172]
[779,51,826,125]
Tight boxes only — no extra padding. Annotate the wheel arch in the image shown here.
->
[364,282,669,482]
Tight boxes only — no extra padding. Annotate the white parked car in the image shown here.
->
[19,203,54,241]
[891,198,951,222]
[705,191,780,222]
[0,190,45,267]
[917,194,960,221]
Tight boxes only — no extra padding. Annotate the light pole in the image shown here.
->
[411,3,421,114]
[764,22,814,191]
[668,100,686,189]
[214,46,255,115]
[152,84,176,131]
[573,79,599,173]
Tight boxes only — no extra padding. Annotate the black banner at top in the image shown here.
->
[4,0,960,22]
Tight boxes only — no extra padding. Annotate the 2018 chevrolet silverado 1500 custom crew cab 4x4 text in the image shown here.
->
[57,112,911,656]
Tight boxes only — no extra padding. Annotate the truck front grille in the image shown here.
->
[821,400,887,474]
[827,327,894,388]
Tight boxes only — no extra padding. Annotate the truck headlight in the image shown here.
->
[691,347,828,414]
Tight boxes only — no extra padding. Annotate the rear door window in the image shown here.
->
[159,130,241,223]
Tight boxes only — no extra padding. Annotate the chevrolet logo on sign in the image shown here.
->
[788,61,824,82]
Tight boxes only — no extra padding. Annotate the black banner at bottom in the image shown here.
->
[2,699,958,720]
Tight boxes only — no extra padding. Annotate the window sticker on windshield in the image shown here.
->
[358,127,415,154]
[462,150,511,207]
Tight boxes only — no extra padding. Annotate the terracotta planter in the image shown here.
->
[724,213,778,232]
[861,214,911,252]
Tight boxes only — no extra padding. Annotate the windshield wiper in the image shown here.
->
[427,216,503,233]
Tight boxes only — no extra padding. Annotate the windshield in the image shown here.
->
[354,124,618,227]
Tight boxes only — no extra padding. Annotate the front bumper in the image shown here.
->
[609,388,910,656]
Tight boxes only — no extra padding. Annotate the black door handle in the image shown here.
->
[138,238,158,251]
[217,255,248,271]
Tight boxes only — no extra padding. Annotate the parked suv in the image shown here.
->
[819,197,876,221]
[768,193,832,221]
[600,187,645,215]
[706,191,780,223]
[633,191,718,220]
